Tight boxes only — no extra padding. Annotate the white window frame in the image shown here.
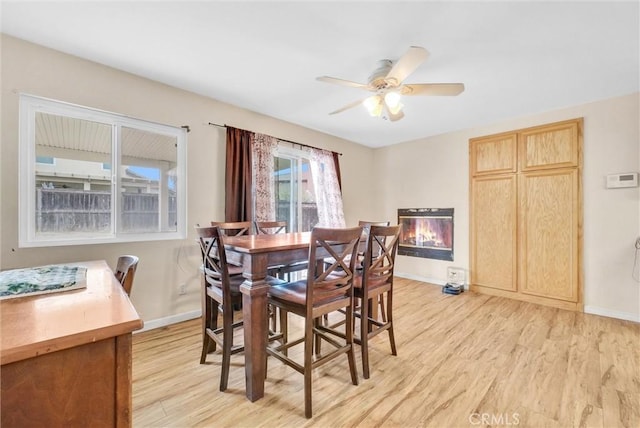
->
[19,94,187,247]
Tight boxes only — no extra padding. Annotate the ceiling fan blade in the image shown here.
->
[328,98,367,115]
[316,76,369,89]
[402,83,465,96]
[385,46,429,85]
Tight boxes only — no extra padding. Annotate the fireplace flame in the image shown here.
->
[399,215,452,250]
[406,223,444,247]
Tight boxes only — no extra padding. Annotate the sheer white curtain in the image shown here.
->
[307,147,346,228]
[252,133,277,221]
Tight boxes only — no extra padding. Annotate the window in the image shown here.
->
[273,147,318,232]
[36,156,54,164]
[19,94,187,247]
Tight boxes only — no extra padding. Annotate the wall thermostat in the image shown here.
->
[606,172,638,189]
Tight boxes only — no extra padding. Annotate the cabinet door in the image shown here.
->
[470,133,517,176]
[471,175,517,291]
[519,169,579,302]
[519,119,581,171]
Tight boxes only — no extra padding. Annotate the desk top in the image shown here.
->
[1,260,143,365]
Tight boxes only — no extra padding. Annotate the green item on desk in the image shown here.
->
[0,265,87,299]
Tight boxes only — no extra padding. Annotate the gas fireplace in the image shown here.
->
[397,208,454,261]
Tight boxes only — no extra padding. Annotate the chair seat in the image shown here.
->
[269,279,348,307]
[352,273,391,294]
[205,273,244,295]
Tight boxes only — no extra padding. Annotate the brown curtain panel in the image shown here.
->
[225,127,253,222]
[332,151,342,192]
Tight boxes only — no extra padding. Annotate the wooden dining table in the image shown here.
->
[222,231,315,401]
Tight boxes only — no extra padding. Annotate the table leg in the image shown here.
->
[239,254,269,402]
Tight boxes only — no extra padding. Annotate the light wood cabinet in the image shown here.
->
[470,132,517,175]
[471,174,517,291]
[519,120,580,171]
[519,168,579,302]
[470,119,583,310]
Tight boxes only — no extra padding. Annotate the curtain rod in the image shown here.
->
[208,122,342,156]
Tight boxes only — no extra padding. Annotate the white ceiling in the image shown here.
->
[1,1,638,148]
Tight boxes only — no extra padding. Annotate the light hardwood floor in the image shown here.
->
[132,278,639,427]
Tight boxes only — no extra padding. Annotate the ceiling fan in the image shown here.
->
[317,46,464,121]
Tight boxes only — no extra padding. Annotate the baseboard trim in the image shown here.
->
[584,305,640,323]
[394,271,444,285]
[395,272,469,290]
[136,309,202,333]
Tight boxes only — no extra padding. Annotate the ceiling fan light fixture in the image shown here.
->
[318,46,464,120]
[384,91,402,109]
[388,103,404,116]
[363,95,383,117]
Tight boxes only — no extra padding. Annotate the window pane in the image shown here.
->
[274,156,292,227]
[120,127,178,233]
[34,112,112,236]
[273,155,318,232]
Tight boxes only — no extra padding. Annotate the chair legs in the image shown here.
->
[267,305,359,419]
[387,293,397,356]
[279,308,288,357]
[378,294,387,323]
[300,309,358,418]
[200,296,244,392]
[200,300,218,364]
[360,297,371,379]
[345,304,359,386]
[200,295,217,364]
[219,307,234,391]
[303,317,315,419]
[359,290,396,380]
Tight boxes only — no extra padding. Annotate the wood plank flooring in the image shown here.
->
[132,278,639,427]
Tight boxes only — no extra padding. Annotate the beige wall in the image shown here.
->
[376,92,640,321]
[0,35,375,324]
[3,34,638,324]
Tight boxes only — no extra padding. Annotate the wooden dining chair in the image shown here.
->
[254,220,300,343]
[209,221,252,277]
[196,225,245,391]
[353,224,401,379]
[114,255,139,296]
[196,225,285,391]
[323,221,389,271]
[211,221,252,236]
[266,226,362,418]
[254,220,287,235]
[357,221,391,322]
[255,220,308,281]
[322,220,390,325]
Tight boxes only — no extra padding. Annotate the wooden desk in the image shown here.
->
[223,232,313,401]
[1,260,143,427]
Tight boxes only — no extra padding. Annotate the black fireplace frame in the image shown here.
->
[397,208,454,261]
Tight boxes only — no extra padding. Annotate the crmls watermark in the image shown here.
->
[468,412,521,426]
